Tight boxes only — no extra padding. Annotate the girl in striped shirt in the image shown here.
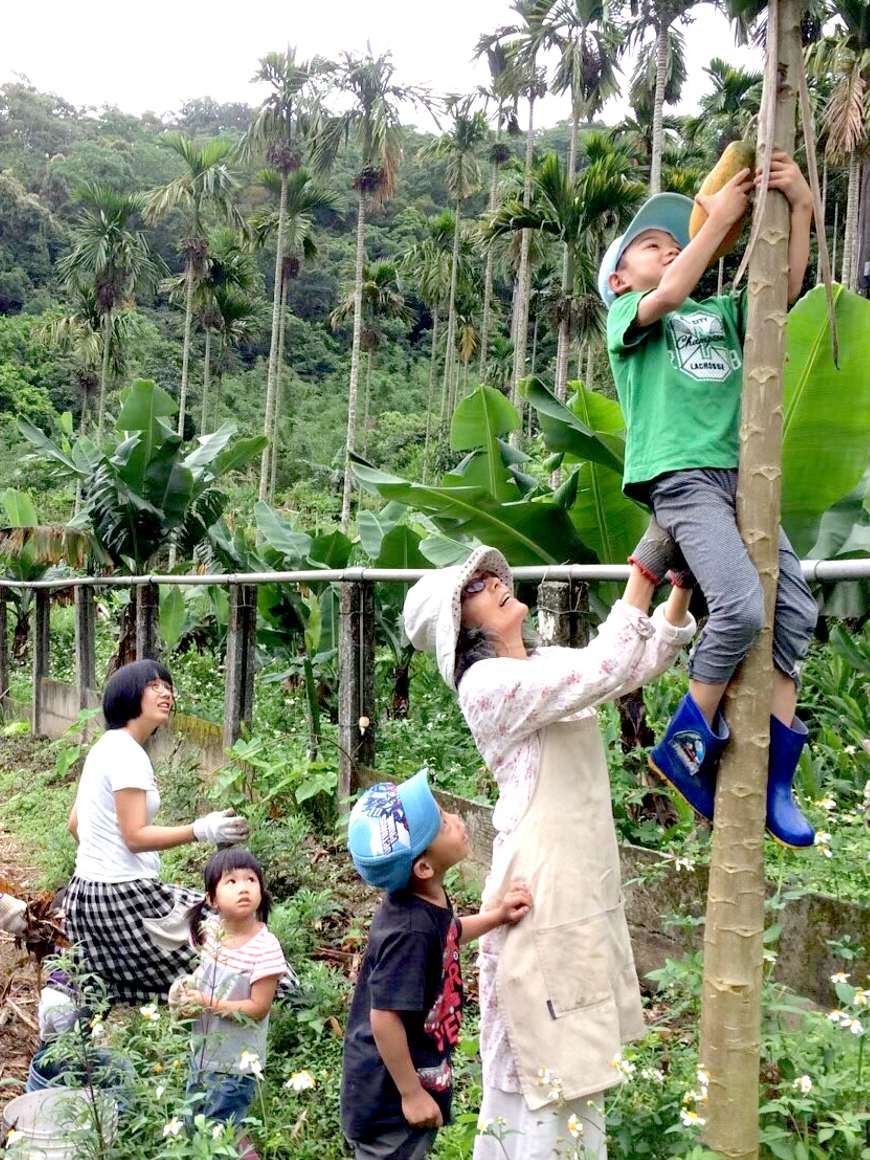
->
[171,849,288,1156]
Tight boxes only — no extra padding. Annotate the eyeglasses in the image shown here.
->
[145,680,174,697]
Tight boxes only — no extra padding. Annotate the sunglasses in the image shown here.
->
[461,572,497,600]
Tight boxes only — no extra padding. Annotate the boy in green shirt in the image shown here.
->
[600,154,818,848]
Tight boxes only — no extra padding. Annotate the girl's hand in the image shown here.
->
[756,151,812,213]
[499,881,532,925]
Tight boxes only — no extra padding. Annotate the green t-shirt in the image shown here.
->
[606,289,748,503]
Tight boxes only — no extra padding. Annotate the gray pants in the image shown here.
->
[649,469,818,686]
[351,1126,437,1160]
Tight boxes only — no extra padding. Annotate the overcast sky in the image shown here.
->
[1,1,763,129]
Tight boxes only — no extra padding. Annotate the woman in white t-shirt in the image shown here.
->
[65,659,250,1003]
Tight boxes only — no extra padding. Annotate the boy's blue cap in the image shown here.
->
[597,193,695,307]
[348,770,441,892]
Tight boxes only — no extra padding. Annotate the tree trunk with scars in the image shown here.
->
[441,195,463,425]
[200,328,212,433]
[340,189,367,534]
[699,3,799,1156]
[842,152,861,290]
[260,170,289,501]
[511,93,536,419]
[649,22,670,195]
[178,260,195,436]
[269,273,289,501]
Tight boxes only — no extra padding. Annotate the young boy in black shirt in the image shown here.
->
[343,770,532,1160]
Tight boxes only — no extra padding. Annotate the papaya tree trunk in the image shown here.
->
[340,188,368,534]
[832,198,839,277]
[260,170,289,501]
[585,340,594,390]
[649,22,670,195]
[699,4,799,1157]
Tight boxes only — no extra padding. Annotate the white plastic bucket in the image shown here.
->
[2,1087,117,1159]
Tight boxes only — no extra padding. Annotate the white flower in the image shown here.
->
[697,1068,710,1092]
[163,1117,184,1137]
[680,1108,706,1128]
[847,1018,864,1035]
[91,1017,106,1042]
[610,1053,636,1079]
[763,950,778,965]
[285,1070,316,1091]
[815,796,837,811]
[854,989,868,1007]
[674,856,695,872]
[140,1003,159,1024]
[793,1075,813,1094]
[155,1084,165,1099]
[566,1113,584,1138]
[358,716,370,734]
[828,1009,848,1024]
[815,831,832,845]
[477,1116,492,1132]
[238,1049,263,1078]
[640,1067,665,1084]
[844,745,857,756]
[212,1124,224,1140]
[830,971,850,984]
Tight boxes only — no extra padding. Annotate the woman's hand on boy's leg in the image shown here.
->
[629,517,681,586]
[756,151,812,213]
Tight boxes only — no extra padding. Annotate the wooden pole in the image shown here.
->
[74,585,96,708]
[699,3,800,1156]
[338,580,375,808]
[0,590,9,717]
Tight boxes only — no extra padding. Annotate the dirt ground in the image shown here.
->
[0,825,41,1092]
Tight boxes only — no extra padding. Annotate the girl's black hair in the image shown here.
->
[188,848,271,946]
[102,659,174,730]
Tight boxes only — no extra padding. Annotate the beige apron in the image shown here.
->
[484,717,645,1111]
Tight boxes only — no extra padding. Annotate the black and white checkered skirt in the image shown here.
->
[65,876,203,1004]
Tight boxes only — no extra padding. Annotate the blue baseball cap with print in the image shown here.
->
[348,769,442,892]
[597,192,695,307]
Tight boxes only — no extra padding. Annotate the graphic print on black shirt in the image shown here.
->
[340,892,464,1142]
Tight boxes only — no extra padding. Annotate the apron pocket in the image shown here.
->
[534,914,612,1016]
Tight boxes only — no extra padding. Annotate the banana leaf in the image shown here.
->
[449,386,521,502]
[523,376,626,473]
[782,286,870,555]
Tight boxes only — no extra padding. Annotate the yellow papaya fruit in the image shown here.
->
[688,139,756,262]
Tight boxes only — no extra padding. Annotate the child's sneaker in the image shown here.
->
[648,693,729,820]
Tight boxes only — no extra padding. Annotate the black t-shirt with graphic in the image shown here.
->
[341,890,464,1142]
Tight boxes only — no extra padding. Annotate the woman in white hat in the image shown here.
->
[402,533,696,1160]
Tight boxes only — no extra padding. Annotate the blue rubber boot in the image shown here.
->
[766,716,815,848]
[648,693,729,821]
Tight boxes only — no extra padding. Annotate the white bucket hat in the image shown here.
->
[402,545,513,689]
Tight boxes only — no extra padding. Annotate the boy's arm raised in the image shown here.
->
[636,169,755,328]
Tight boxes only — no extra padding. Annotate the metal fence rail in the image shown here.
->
[1,557,869,590]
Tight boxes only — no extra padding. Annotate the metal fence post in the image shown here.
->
[31,588,50,736]
[74,586,96,707]
[136,582,160,661]
[338,580,375,807]
[222,584,257,752]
